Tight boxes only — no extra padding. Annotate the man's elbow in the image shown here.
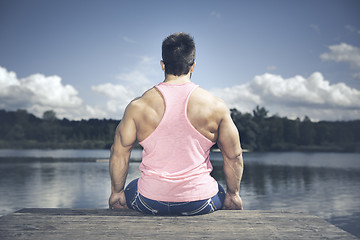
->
[225,149,243,167]
[234,152,243,166]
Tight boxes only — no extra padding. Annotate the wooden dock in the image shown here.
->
[0,208,358,239]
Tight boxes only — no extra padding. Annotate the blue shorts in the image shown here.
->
[124,178,225,216]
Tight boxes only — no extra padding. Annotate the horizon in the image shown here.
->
[2,107,360,123]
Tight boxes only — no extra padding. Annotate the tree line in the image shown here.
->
[230,106,360,152]
[0,109,118,149]
[0,108,359,152]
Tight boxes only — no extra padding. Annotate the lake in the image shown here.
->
[0,149,359,238]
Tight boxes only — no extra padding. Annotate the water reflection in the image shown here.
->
[241,163,360,215]
[0,162,111,215]
[0,151,359,237]
[211,152,360,237]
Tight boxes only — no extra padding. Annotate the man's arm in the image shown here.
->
[217,108,244,210]
[108,103,137,209]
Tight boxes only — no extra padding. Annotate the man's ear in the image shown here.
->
[190,62,196,73]
[160,60,165,72]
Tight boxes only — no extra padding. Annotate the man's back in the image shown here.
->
[109,32,243,212]
[130,83,227,143]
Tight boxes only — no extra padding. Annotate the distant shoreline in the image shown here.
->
[0,146,359,153]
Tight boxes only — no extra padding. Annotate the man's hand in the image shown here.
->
[222,192,243,210]
[109,191,128,209]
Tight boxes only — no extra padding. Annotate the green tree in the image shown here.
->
[43,110,57,121]
[7,124,25,140]
[283,118,300,145]
[267,116,284,149]
[253,106,268,121]
[252,106,269,151]
[299,116,315,146]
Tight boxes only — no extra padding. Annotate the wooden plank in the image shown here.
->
[0,209,358,240]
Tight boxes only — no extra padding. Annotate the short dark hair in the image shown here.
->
[162,32,195,76]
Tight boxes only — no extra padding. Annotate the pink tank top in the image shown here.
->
[137,82,218,202]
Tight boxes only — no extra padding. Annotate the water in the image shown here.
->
[0,150,359,237]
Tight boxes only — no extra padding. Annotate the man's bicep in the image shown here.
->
[112,104,137,153]
[118,109,137,149]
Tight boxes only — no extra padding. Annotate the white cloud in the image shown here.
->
[91,83,135,114]
[0,66,106,120]
[92,83,131,100]
[92,56,160,117]
[320,43,360,70]
[210,72,360,121]
[0,66,81,113]
[22,74,82,108]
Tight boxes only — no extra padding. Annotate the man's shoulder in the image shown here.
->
[194,87,228,111]
[126,87,159,112]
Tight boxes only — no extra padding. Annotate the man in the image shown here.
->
[109,32,243,215]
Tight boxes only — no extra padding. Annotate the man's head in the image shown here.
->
[161,32,195,76]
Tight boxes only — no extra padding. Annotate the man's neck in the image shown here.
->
[164,73,191,84]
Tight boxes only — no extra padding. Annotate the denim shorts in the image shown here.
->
[124,178,225,216]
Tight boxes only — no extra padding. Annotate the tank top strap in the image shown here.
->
[155,82,198,118]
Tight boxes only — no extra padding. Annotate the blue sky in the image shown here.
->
[1,0,360,120]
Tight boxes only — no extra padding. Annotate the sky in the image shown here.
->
[0,0,360,121]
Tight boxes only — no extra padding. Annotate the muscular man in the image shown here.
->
[109,32,243,215]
